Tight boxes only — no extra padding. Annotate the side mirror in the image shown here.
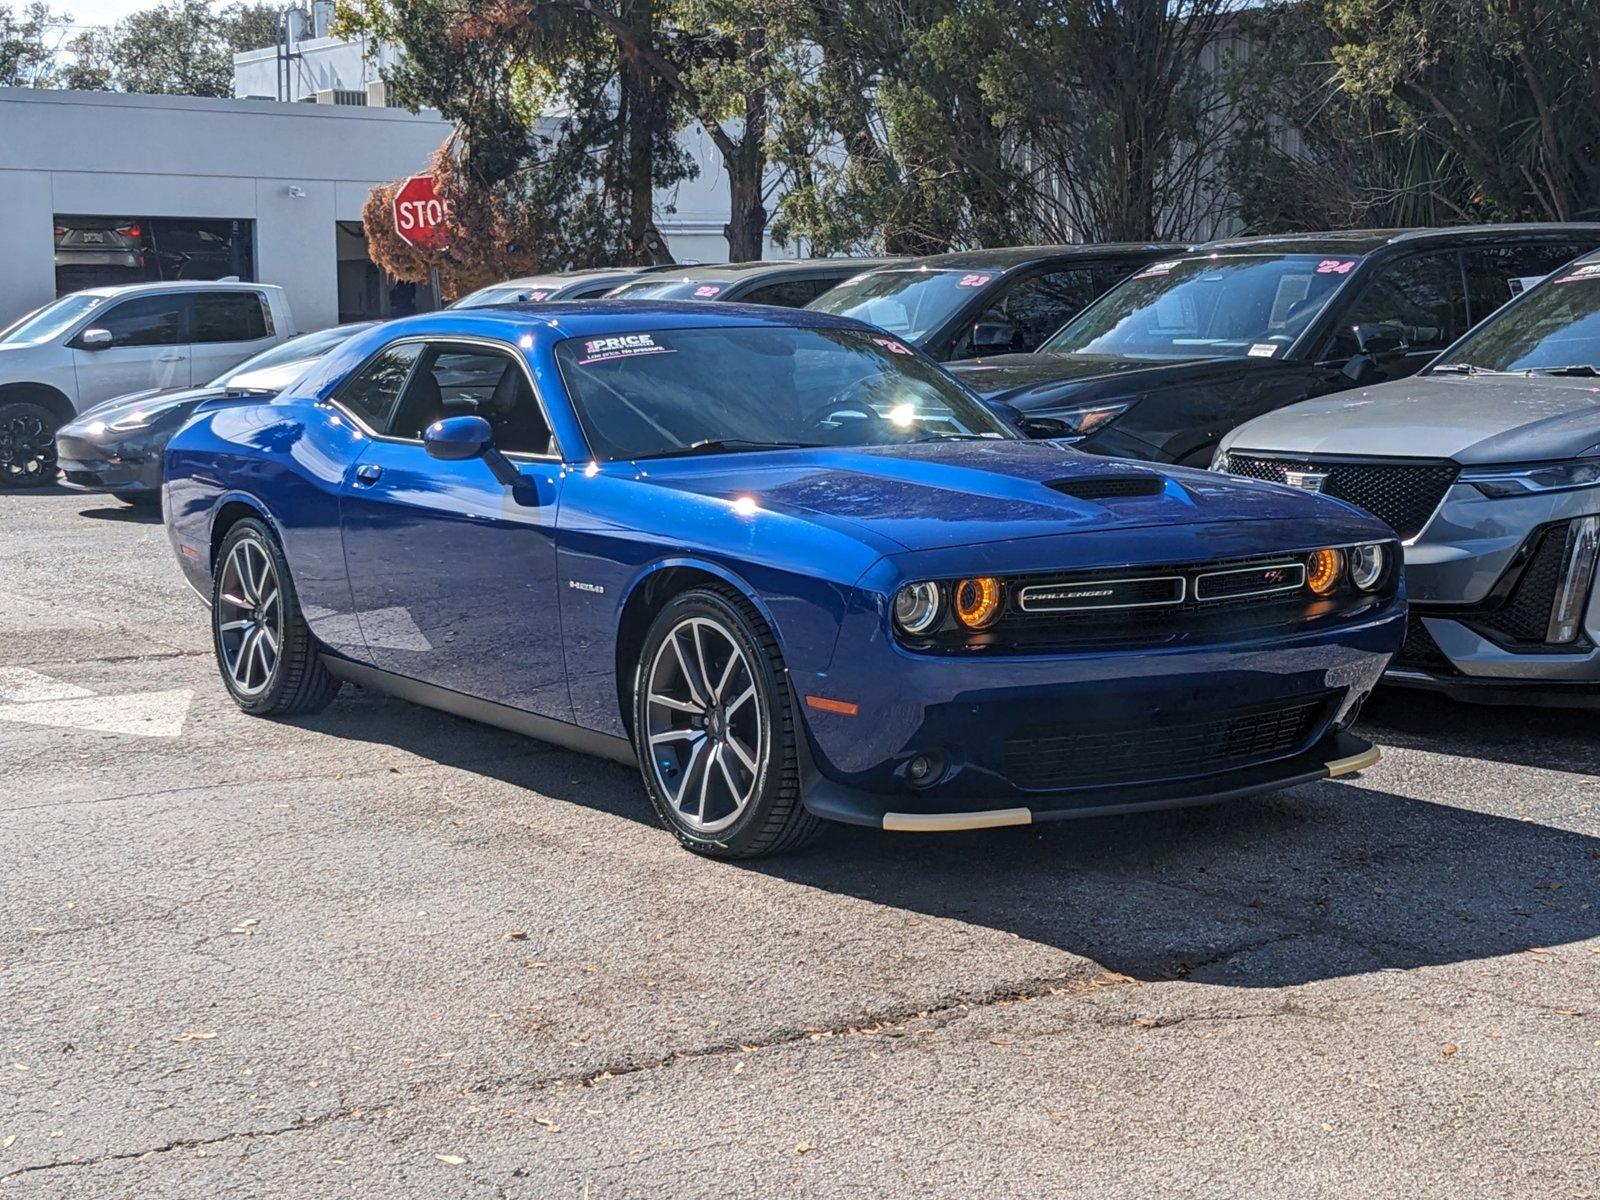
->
[1352,323,1405,356]
[424,415,524,489]
[970,319,1016,350]
[77,327,114,350]
[1342,353,1380,384]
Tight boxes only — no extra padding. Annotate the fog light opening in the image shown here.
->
[906,751,947,789]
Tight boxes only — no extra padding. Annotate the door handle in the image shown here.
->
[157,353,184,362]
[354,464,384,486]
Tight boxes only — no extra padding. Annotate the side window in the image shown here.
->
[89,295,183,347]
[989,268,1106,351]
[1323,251,1468,360]
[1464,243,1586,323]
[391,344,553,454]
[336,342,424,433]
[743,278,835,307]
[190,292,269,344]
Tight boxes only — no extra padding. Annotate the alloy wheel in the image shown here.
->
[644,616,767,835]
[216,538,283,697]
[0,409,55,483]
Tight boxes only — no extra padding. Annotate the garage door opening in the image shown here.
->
[54,215,256,294]
[336,220,440,322]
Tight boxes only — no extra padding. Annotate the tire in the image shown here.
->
[0,399,60,489]
[211,517,341,717]
[633,586,822,859]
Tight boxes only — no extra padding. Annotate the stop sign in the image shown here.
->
[392,174,452,251]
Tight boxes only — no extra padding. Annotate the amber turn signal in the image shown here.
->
[953,577,1003,629]
[1306,548,1343,596]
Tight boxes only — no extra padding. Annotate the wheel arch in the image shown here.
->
[613,558,783,737]
[209,494,278,568]
[0,382,74,426]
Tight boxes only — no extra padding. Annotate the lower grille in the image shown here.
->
[1394,612,1457,674]
[1003,695,1332,791]
[1225,454,1457,540]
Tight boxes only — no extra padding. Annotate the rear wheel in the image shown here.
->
[0,400,60,488]
[633,587,821,859]
[211,518,341,716]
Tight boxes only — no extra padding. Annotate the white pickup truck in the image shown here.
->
[0,281,295,488]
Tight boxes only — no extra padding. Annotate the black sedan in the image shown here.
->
[55,322,377,505]
[806,243,1178,361]
[949,224,1600,464]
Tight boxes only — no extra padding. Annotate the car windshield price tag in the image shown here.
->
[577,333,675,365]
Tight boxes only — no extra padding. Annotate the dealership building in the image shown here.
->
[0,24,782,333]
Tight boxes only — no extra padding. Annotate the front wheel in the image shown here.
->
[211,518,341,716]
[0,400,60,488]
[633,587,821,859]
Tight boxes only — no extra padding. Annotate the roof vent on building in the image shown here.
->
[366,79,390,107]
[313,88,368,106]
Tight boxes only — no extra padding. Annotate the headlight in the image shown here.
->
[1209,447,1229,472]
[1347,543,1387,591]
[952,577,1002,629]
[1460,460,1600,497]
[1053,401,1133,439]
[108,409,155,431]
[1306,548,1344,596]
[893,581,943,634]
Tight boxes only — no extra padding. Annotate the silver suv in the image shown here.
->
[1215,249,1600,705]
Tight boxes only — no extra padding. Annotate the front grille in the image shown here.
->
[1003,695,1333,791]
[1225,454,1458,540]
[1394,612,1457,674]
[1478,524,1569,643]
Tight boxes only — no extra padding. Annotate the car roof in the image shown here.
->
[879,243,1183,273]
[621,257,903,284]
[376,299,875,343]
[1193,224,1600,256]
[74,280,280,299]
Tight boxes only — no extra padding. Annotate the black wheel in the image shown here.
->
[211,518,341,717]
[0,400,60,489]
[633,586,822,859]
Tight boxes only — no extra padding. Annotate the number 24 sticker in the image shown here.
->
[1316,259,1356,275]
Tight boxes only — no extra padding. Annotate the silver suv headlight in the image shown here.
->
[1460,460,1600,497]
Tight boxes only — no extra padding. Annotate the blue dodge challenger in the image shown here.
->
[163,302,1405,858]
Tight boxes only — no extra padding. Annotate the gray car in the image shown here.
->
[1215,249,1600,704]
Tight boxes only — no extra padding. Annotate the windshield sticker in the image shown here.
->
[956,273,992,288]
[1133,260,1179,279]
[577,333,674,365]
[1315,259,1357,275]
[871,336,913,356]
[524,289,551,301]
[692,284,724,298]
[1555,263,1600,284]
[1248,343,1279,358]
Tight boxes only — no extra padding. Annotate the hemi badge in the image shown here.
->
[567,580,604,594]
[805,696,859,716]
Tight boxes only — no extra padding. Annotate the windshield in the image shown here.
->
[0,294,107,346]
[807,269,993,343]
[1041,253,1360,360]
[607,278,733,301]
[1435,261,1600,373]
[453,282,558,308]
[555,325,1016,460]
[208,325,363,387]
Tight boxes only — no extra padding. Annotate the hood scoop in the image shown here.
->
[1045,474,1166,501]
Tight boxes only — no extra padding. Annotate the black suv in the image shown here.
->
[807,244,1179,362]
[949,225,1600,462]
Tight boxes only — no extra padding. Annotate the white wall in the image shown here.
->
[0,88,451,330]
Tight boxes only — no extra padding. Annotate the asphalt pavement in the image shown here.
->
[2,486,1597,1198]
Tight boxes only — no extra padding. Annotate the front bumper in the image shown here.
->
[791,598,1403,827]
[55,432,164,496]
[1388,482,1600,699]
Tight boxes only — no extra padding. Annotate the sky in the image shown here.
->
[60,0,184,28]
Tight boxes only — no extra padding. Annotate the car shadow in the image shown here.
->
[74,502,161,524]
[297,686,1600,990]
[1363,685,1600,777]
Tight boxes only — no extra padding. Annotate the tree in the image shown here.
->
[1,2,67,86]
[1327,0,1600,221]
[63,0,280,97]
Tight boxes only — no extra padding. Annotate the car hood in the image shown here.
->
[1223,374,1600,465]
[640,438,1384,553]
[61,386,231,435]
[948,351,1248,409]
